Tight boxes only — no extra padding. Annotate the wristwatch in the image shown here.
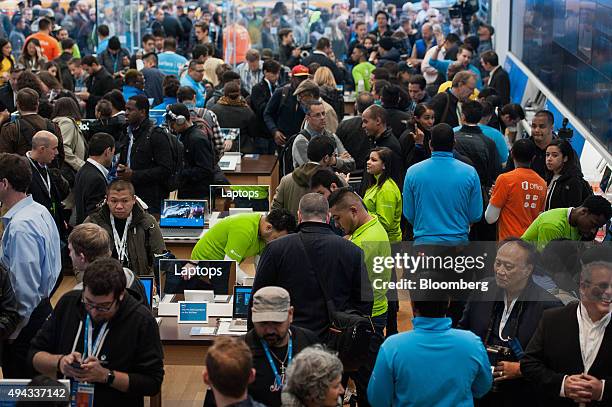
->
[106,370,115,386]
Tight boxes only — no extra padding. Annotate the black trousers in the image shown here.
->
[2,299,52,379]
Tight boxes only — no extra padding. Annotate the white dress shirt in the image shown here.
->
[559,303,610,401]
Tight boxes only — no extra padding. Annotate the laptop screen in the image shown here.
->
[233,286,252,319]
[140,276,154,308]
[160,200,208,228]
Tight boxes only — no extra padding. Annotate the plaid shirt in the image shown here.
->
[192,107,225,161]
[236,61,264,94]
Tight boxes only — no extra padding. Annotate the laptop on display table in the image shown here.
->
[160,199,208,239]
[229,286,252,332]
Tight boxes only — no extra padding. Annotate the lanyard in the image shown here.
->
[110,213,132,263]
[26,154,51,198]
[498,295,518,341]
[126,128,135,167]
[260,334,293,390]
[83,314,109,360]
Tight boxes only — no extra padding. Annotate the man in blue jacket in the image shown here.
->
[403,123,483,244]
[180,60,207,108]
[368,287,492,406]
[157,38,188,77]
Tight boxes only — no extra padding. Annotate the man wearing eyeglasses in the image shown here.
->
[458,238,562,407]
[180,60,207,108]
[30,257,164,406]
[522,260,612,406]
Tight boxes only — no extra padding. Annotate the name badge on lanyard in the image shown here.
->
[70,315,109,407]
[111,213,132,264]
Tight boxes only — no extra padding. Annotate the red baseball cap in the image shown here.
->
[291,65,310,77]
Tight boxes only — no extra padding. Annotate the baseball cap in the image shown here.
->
[251,287,291,323]
[291,65,310,77]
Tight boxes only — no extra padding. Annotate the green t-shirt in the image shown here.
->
[521,208,580,250]
[363,177,402,242]
[352,62,376,92]
[191,213,266,263]
[350,216,391,317]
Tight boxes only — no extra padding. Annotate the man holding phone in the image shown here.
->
[29,258,164,406]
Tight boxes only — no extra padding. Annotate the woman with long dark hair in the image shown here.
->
[544,139,593,210]
[399,102,435,171]
[361,147,402,242]
[0,39,14,86]
[18,37,47,72]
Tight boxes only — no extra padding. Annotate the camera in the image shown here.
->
[557,118,574,140]
[486,345,513,392]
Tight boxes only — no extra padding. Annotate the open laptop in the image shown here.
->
[160,199,208,239]
[229,286,252,332]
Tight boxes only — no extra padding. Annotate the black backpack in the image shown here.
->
[155,126,184,192]
[279,129,311,177]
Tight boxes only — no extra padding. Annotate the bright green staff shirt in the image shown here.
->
[521,208,580,251]
[191,213,266,263]
[352,62,376,92]
[350,216,391,317]
[363,177,402,242]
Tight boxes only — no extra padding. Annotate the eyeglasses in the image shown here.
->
[582,281,612,291]
[81,298,116,312]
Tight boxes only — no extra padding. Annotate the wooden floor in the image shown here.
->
[50,277,414,406]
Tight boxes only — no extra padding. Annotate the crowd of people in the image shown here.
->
[0,0,609,406]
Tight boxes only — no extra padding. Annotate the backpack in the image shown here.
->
[279,129,311,177]
[155,126,184,192]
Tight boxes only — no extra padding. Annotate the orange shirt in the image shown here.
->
[26,32,61,61]
[490,168,547,241]
[223,24,252,65]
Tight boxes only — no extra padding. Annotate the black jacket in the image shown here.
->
[488,67,511,106]
[430,90,460,128]
[249,79,276,138]
[118,119,173,214]
[384,107,411,140]
[0,82,15,113]
[245,325,319,407]
[142,68,165,107]
[505,136,550,179]
[73,160,108,225]
[177,124,215,199]
[29,290,164,407]
[251,222,373,339]
[279,44,299,68]
[86,114,127,147]
[263,84,305,139]
[57,52,75,92]
[521,302,612,406]
[454,124,501,187]
[209,101,258,154]
[85,67,116,119]
[336,116,370,172]
[162,14,185,40]
[301,51,343,84]
[27,158,69,239]
[320,86,344,120]
[544,166,593,211]
[459,276,563,403]
[98,48,131,75]
[0,262,20,342]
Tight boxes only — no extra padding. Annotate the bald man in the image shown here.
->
[26,131,69,239]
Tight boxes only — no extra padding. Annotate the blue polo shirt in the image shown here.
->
[157,51,188,77]
[429,59,483,90]
[180,74,206,108]
[368,317,492,406]
[403,151,483,244]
